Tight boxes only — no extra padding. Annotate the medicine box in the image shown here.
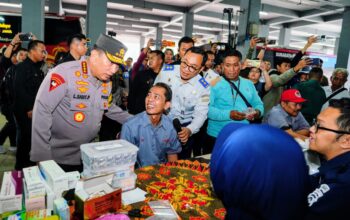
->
[0,171,23,214]
[39,160,68,198]
[23,166,45,198]
[81,140,138,176]
[75,174,122,220]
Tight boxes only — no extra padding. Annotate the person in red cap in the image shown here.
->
[263,89,310,140]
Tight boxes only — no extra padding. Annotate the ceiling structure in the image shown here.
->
[0,0,348,54]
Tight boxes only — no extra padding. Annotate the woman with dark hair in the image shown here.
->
[210,124,309,220]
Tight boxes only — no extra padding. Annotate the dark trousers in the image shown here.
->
[193,119,208,157]
[178,135,195,159]
[0,105,16,146]
[99,115,122,141]
[14,113,35,170]
[204,134,216,155]
[58,163,83,173]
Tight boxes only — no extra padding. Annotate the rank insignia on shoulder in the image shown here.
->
[81,61,88,74]
[49,73,65,92]
[199,78,209,88]
[163,64,174,71]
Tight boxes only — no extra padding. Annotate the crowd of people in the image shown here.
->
[0,31,349,219]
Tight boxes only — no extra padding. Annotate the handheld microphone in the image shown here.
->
[173,118,182,133]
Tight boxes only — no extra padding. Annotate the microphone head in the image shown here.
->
[173,118,182,132]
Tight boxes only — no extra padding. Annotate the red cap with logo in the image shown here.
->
[280,89,306,103]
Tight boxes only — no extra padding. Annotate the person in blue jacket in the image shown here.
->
[306,98,350,219]
[210,124,309,220]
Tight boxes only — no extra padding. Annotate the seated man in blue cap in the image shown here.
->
[31,34,132,172]
[306,98,350,219]
[264,88,310,140]
[121,83,181,167]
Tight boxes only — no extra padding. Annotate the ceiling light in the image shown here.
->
[0,3,21,8]
[259,11,269,16]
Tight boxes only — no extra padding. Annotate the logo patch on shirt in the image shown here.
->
[308,184,330,207]
[75,71,81,77]
[74,112,85,122]
[76,80,89,86]
[199,78,209,88]
[164,64,174,71]
[76,103,87,109]
[102,89,108,94]
[77,87,89,93]
[49,73,65,92]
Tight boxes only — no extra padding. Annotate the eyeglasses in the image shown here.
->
[313,121,350,135]
[180,60,200,73]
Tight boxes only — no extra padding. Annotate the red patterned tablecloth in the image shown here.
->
[118,159,226,220]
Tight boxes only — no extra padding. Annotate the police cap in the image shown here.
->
[95,34,128,65]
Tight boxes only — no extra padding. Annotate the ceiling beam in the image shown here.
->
[107,29,142,36]
[264,4,344,28]
[261,4,299,18]
[108,0,186,13]
[107,23,149,32]
[62,2,171,22]
[292,27,340,37]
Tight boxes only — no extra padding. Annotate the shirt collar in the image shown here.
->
[141,111,166,130]
[318,151,350,177]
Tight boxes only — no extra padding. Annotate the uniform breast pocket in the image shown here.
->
[69,100,91,127]
[185,98,195,112]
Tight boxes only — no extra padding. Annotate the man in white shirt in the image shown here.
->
[322,68,349,110]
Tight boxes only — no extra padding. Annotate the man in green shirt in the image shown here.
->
[294,67,326,125]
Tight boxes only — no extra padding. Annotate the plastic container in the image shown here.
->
[111,172,137,192]
[81,140,138,177]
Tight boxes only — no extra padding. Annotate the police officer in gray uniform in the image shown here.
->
[30,34,131,172]
[155,47,210,159]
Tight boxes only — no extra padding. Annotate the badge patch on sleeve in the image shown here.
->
[49,73,65,92]
[74,112,85,122]
[199,78,209,88]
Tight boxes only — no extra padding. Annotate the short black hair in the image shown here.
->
[309,67,323,80]
[153,82,172,102]
[184,47,208,66]
[205,51,215,56]
[275,57,291,67]
[329,98,350,134]
[164,48,174,55]
[28,40,45,52]
[67,33,86,46]
[222,49,242,61]
[178,36,194,48]
[150,50,165,64]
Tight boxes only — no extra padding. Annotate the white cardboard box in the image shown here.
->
[0,171,23,214]
[23,166,45,198]
[39,160,68,198]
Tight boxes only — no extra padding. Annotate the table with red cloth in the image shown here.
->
[118,159,226,220]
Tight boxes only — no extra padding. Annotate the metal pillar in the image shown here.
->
[86,0,107,44]
[22,0,45,40]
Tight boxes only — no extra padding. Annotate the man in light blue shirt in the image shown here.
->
[264,89,310,140]
[121,83,181,167]
[207,49,264,152]
[155,47,210,158]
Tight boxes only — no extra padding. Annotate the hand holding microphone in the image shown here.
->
[173,118,191,145]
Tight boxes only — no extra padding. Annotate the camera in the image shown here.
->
[311,58,321,66]
[19,33,33,41]
[246,59,261,68]
[316,35,326,42]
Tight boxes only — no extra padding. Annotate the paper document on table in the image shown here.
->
[122,187,147,205]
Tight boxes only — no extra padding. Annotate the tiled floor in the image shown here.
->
[0,114,16,184]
